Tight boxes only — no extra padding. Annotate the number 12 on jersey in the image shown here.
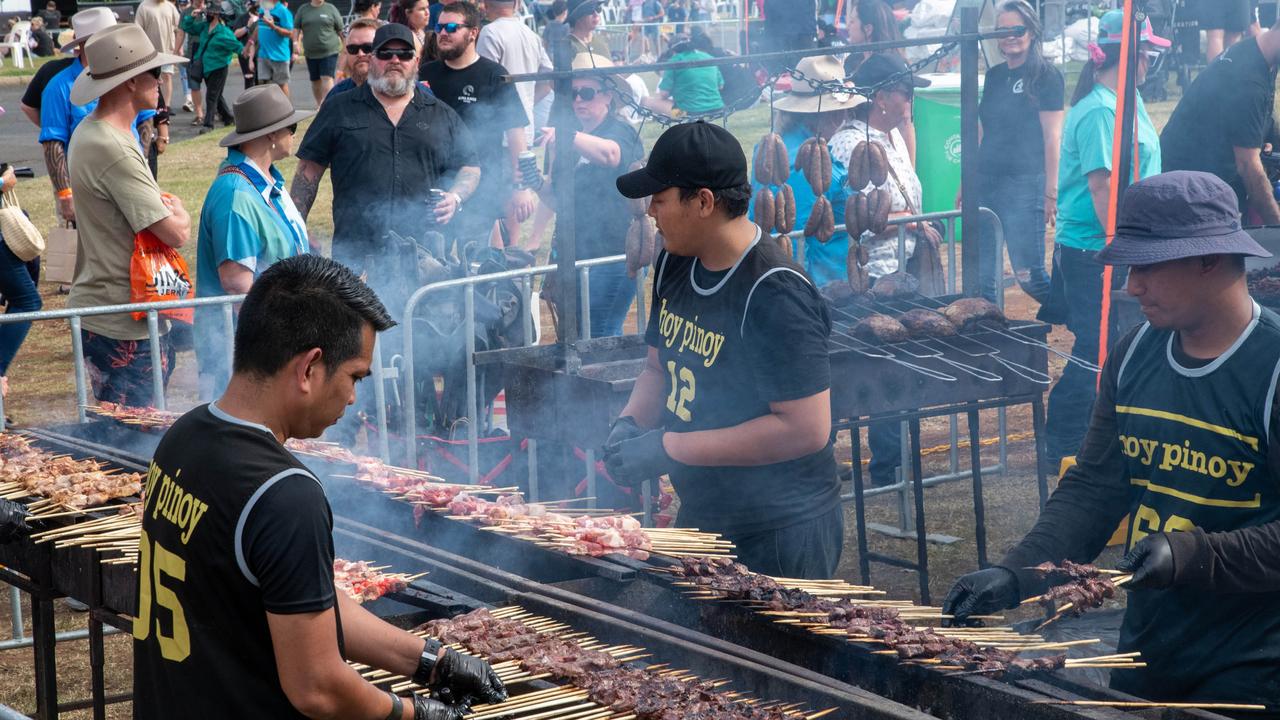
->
[133,529,192,661]
[666,360,695,422]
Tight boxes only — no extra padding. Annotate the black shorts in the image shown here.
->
[81,329,175,406]
[306,53,338,81]
[1200,0,1253,31]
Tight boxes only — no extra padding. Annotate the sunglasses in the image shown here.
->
[995,24,1028,37]
[346,42,374,55]
[287,123,298,135]
[434,21,470,33]
[375,46,415,61]
[572,86,601,101]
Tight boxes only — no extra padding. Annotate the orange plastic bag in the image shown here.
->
[129,229,194,323]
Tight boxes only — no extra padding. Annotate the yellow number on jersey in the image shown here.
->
[1129,503,1196,549]
[665,360,695,422]
[133,529,192,661]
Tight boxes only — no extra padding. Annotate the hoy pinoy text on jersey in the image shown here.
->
[1109,303,1280,703]
[142,462,209,545]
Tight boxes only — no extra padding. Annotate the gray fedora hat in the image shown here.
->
[70,23,187,104]
[1096,170,1272,265]
[219,85,314,147]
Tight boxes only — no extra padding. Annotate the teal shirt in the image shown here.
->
[657,50,724,114]
[1056,84,1161,251]
[196,150,308,301]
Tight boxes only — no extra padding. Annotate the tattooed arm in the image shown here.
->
[290,158,327,254]
[43,140,74,222]
[448,166,481,203]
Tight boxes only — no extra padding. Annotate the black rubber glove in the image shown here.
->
[413,696,465,720]
[603,428,675,488]
[604,416,645,453]
[1116,533,1176,590]
[431,648,507,707]
[0,499,30,543]
[941,566,1020,627]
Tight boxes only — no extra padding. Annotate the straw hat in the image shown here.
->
[771,55,865,114]
[69,24,187,105]
[220,85,315,147]
[62,7,116,53]
[570,52,634,103]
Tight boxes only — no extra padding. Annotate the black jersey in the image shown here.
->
[133,403,341,719]
[1110,304,1280,703]
[643,228,840,538]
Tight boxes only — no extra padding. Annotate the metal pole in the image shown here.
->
[585,449,597,510]
[8,586,21,642]
[959,1,981,295]
[0,625,122,652]
[579,266,592,341]
[464,284,479,484]
[371,335,390,463]
[146,310,165,410]
[222,302,235,370]
[71,316,87,423]
[552,32,580,364]
[528,439,539,501]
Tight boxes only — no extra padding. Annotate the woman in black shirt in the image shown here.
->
[538,53,644,338]
[966,0,1063,304]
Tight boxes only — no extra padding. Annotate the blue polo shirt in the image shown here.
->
[1056,84,1161,252]
[38,57,157,149]
[257,2,294,62]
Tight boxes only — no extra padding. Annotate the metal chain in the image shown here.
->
[597,39,960,128]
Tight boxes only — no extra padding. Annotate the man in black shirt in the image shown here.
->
[944,172,1280,710]
[292,22,480,278]
[605,122,842,579]
[19,52,75,125]
[134,255,505,720]
[1160,17,1280,225]
[419,1,534,249]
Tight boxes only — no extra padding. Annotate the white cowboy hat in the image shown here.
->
[70,23,187,105]
[771,55,865,114]
[62,6,116,53]
[570,52,634,104]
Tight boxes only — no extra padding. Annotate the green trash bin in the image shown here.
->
[913,72,983,222]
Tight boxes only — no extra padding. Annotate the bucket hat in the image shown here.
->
[1096,171,1271,265]
[567,0,602,25]
[771,55,865,113]
[220,84,314,147]
[1097,9,1170,48]
[69,23,187,104]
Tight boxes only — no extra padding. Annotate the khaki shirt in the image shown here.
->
[68,118,171,340]
[134,0,181,55]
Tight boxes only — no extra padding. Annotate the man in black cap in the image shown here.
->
[944,170,1280,710]
[604,121,842,580]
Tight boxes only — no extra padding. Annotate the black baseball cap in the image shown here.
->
[616,121,748,199]
[372,22,415,52]
[851,52,931,91]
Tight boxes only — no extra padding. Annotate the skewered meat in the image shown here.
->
[1040,577,1116,615]
[0,437,142,509]
[941,297,1006,332]
[333,559,410,603]
[852,314,909,344]
[868,272,919,300]
[1028,560,1101,580]
[1248,267,1280,303]
[898,309,957,339]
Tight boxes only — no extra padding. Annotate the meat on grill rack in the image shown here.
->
[673,557,1068,677]
[852,313,909,344]
[332,559,412,604]
[1249,267,1280,304]
[941,297,1006,332]
[1027,560,1101,581]
[0,435,142,510]
[418,608,795,719]
[898,309,957,339]
[1023,561,1125,626]
[869,272,919,300]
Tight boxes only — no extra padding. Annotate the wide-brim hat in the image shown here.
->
[772,55,865,113]
[570,52,634,103]
[63,6,116,53]
[70,23,187,104]
[220,84,314,147]
[567,0,601,25]
[1096,171,1271,265]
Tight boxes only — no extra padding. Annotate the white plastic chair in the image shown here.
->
[1,21,34,69]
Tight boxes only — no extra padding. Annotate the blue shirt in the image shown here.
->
[38,57,157,148]
[196,149,308,300]
[256,3,294,62]
[1057,84,1161,251]
[748,124,850,287]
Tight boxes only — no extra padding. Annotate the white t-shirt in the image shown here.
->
[135,0,182,54]
[477,16,552,133]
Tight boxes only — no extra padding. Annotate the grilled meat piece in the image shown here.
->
[852,313,909,344]
[898,309,957,338]
[941,297,1006,332]
[868,271,919,301]
[819,280,858,307]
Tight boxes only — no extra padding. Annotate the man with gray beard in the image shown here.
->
[292,22,478,286]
